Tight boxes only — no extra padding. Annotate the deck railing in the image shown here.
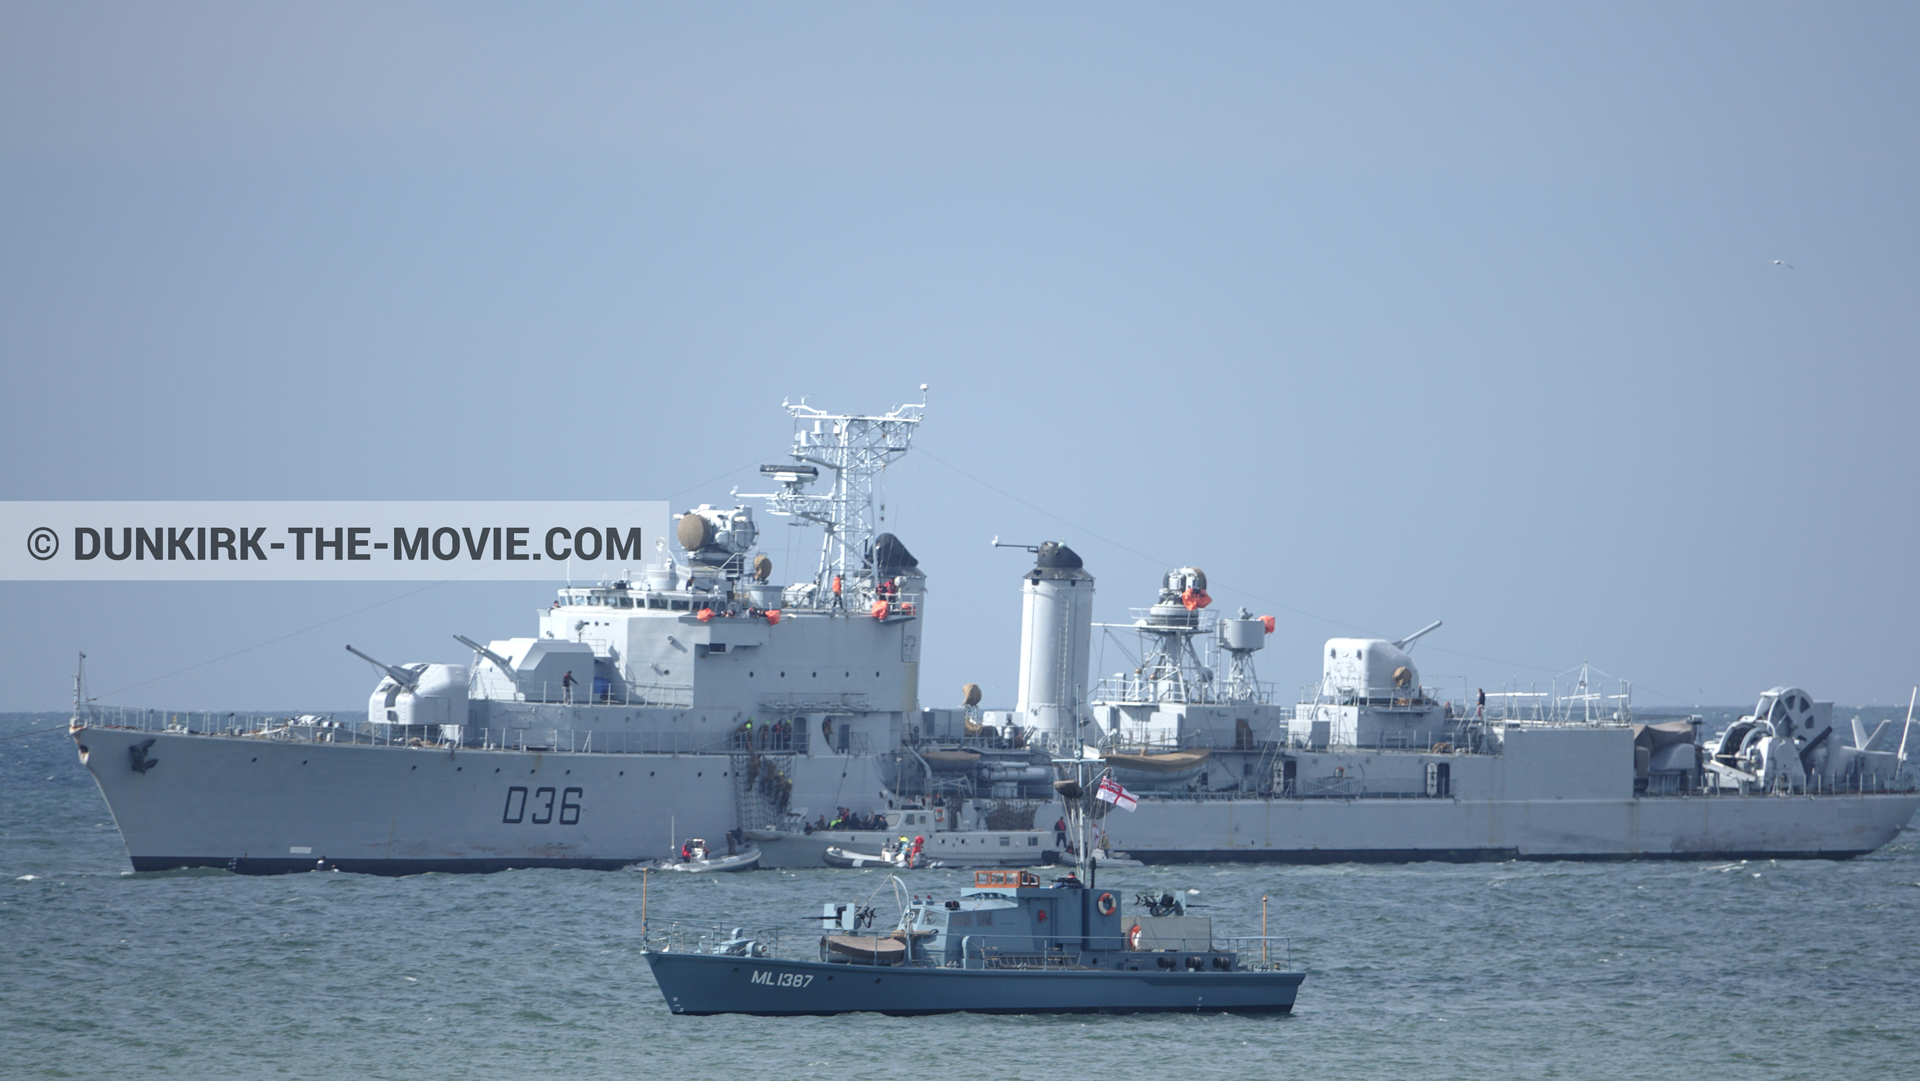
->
[69,708,743,755]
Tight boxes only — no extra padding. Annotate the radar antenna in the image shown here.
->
[736,389,927,596]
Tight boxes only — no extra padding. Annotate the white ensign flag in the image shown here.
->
[1095,777,1138,812]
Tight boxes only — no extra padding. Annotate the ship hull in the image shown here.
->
[74,724,735,875]
[74,724,1920,874]
[1102,792,1920,863]
[643,951,1303,1016]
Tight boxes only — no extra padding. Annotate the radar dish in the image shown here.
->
[676,514,710,551]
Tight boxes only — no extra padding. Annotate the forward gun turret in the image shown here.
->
[346,644,419,689]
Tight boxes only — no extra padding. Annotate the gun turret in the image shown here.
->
[453,635,516,675]
[345,644,420,690]
[1392,620,1443,651]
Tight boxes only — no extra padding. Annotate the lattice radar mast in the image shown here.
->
[736,390,927,597]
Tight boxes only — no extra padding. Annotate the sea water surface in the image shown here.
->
[4,712,1918,1081]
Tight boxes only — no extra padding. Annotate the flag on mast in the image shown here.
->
[1095,777,1138,812]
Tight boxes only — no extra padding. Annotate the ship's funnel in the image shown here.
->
[1014,542,1095,744]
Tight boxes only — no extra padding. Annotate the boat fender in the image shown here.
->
[697,608,713,623]
[1097,892,1116,916]
[766,609,781,626]
[872,600,890,620]
[1126,924,1143,950]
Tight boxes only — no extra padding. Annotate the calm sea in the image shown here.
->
[4,712,1917,1081]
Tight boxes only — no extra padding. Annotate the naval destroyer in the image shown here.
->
[70,396,1920,873]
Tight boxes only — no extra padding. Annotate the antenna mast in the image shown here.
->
[738,389,927,596]
[71,652,90,725]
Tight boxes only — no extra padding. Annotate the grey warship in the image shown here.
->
[68,393,1920,874]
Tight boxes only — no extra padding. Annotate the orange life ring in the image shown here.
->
[1126,924,1143,950]
[934,807,944,823]
[1097,892,1116,916]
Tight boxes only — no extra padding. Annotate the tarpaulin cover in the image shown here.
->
[1631,721,1696,750]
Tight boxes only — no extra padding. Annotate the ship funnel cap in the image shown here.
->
[1028,541,1091,581]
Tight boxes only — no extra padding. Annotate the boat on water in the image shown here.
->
[647,838,762,873]
[821,844,908,869]
[66,394,1920,875]
[644,869,1302,1016]
[641,773,1306,1016]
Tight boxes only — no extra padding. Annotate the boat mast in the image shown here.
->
[70,652,88,726]
[1057,745,1097,887]
[736,389,928,599]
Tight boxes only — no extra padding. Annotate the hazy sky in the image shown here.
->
[4,3,1918,713]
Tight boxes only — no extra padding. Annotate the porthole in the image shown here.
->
[411,765,417,771]
[649,771,656,777]
[251,757,257,763]
[619,771,625,776]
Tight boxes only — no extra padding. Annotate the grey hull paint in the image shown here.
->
[1100,791,1920,863]
[643,952,1303,1016]
[129,856,640,875]
[75,726,734,875]
[75,725,1920,874]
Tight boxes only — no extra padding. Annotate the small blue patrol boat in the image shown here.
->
[641,861,1305,1016]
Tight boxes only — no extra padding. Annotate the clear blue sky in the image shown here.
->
[3,3,1917,712]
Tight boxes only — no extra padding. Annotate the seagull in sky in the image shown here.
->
[1766,259,1793,269]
